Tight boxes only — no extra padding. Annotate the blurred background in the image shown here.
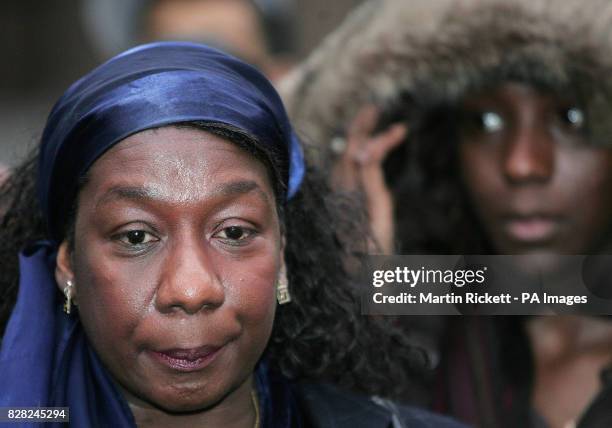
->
[0,0,365,169]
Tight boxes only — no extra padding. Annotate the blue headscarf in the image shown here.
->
[0,42,304,427]
[38,41,304,242]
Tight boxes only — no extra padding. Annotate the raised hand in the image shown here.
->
[331,105,407,254]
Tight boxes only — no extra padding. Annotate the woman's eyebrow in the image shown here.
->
[96,180,269,207]
[211,180,272,204]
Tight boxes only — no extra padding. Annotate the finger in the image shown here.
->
[347,105,380,140]
[331,105,383,192]
[369,123,408,162]
[345,106,380,159]
[359,162,395,253]
[331,160,360,191]
[357,123,408,165]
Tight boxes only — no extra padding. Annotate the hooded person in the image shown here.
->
[280,0,612,427]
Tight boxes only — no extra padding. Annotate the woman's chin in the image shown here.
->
[509,253,565,276]
[138,386,225,414]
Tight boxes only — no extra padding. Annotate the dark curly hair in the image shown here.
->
[0,121,426,401]
[373,96,485,255]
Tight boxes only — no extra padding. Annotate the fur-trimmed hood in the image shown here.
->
[281,0,612,148]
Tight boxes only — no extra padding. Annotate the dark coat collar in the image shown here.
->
[293,382,468,428]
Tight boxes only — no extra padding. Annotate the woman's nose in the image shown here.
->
[155,239,225,314]
[502,123,555,184]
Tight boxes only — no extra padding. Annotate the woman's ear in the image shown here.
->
[55,240,76,298]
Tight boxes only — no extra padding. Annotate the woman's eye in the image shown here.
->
[480,111,504,133]
[215,226,254,244]
[116,230,158,247]
[460,110,505,136]
[561,107,585,129]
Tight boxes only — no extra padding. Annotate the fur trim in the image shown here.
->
[280,0,612,147]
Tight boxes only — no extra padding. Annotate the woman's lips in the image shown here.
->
[503,215,560,242]
[149,345,223,372]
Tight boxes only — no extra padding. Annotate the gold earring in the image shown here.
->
[63,280,74,315]
[276,277,291,305]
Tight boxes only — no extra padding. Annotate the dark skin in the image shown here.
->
[458,82,612,273]
[337,82,612,427]
[54,127,284,427]
[457,82,612,428]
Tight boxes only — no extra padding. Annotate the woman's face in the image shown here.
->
[458,82,612,271]
[58,127,281,412]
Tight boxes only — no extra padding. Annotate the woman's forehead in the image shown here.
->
[461,81,579,105]
[84,127,274,206]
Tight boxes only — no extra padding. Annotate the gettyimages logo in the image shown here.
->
[360,255,612,315]
[372,266,486,288]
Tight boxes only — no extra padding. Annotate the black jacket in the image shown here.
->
[295,383,468,428]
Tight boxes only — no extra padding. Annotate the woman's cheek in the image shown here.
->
[221,256,278,325]
[74,249,150,342]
